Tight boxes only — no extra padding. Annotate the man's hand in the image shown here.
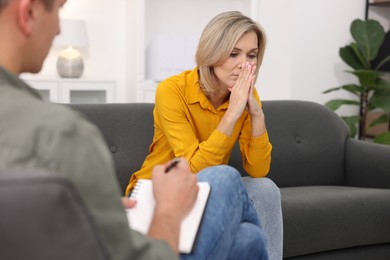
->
[152,157,199,220]
[121,197,137,209]
[147,157,199,254]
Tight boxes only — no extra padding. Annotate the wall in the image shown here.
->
[29,0,381,110]
[256,0,295,100]
[257,0,366,119]
[144,0,251,77]
[28,0,128,103]
[138,0,369,113]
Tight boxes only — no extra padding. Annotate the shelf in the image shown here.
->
[23,78,116,104]
[369,3,390,6]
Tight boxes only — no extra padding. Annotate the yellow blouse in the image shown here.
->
[126,67,272,194]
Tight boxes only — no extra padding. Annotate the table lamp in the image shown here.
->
[54,19,88,78]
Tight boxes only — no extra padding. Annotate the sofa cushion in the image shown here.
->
[281,186,390,258]
[70,103,155,193]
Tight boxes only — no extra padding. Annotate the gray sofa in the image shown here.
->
[68,100,390,259]
[0,170,111,260]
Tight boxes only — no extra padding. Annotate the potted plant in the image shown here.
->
[323,19,390,145]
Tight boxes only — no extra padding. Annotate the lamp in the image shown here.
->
[54,19,88,78]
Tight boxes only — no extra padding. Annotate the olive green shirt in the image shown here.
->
[0,66,177,260]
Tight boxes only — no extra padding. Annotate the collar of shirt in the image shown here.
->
[0,66,42,100]
[186,67,229,113]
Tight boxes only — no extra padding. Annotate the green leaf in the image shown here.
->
[342,116,360,138]
[325,99,360,111]
[375,54,390,70]
[351,19,385,61]
[339,45,366,70]
[350,70,383,87]
[369,113,389,127]
[351,43,370,68]
[341,84,364,95]
[323,86,343,94]
[371,91,390,112]
[370,78,390,112]
[322,84,362,96]
[373,131,390,145]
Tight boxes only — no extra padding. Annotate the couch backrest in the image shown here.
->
[71,100,350,192]
[70,103,155,193]
[246,100,348,187]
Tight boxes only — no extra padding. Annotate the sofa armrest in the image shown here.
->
[345,138,390,189]
[0,170,110,260]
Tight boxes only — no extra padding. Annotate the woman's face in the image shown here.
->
[213,31,258,92]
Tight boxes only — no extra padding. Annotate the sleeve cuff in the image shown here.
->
[250,131,270,149]
[211,129,232,151]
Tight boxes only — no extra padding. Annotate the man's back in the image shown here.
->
[0,66,177,260]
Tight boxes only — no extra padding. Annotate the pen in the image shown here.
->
[165,158,180,173]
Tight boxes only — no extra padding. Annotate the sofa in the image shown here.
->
[67,100,389,259]
[0,170,111,260]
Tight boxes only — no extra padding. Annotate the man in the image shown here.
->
[0,0,268,259]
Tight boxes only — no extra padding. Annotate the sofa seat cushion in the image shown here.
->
[281,186,390,258]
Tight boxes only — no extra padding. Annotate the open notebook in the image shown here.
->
[126,179,211,254]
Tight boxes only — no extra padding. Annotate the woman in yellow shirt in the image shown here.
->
[127,13,271,191]
[127,11,283,260]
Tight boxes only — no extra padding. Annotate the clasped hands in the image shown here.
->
[227,61,264,121]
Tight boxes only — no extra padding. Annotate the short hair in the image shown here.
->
[195,11,266,95]
[0,0,54,12]
[0,0,10,11]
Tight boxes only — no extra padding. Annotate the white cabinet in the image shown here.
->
[24,78,115,104]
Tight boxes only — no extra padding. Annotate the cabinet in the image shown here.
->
[23,78,115,104]
[366,0,390,19]
[365,0,390,21]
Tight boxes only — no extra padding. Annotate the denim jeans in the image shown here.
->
[242,177,283,260]
[180,165,269,260]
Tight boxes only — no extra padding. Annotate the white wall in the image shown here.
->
[256,0,366,114]
[256,0,295,100]
[291,0,365,112]
[30,0,128,103]
[30,0,388,110]
[144,0,251,82]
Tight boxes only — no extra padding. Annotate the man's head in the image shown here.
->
[0,0,66,74]
[0,0,55,12]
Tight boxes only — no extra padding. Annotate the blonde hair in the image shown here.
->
[195,11,266,95]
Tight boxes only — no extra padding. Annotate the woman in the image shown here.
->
[127,11,282,260]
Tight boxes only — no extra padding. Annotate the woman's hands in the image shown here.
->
[218,61,266,137]
[226,62,256,122]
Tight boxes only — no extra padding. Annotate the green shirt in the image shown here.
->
[0,66,177,260]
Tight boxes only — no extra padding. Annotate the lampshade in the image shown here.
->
[54,19,88,78]
[54,19,88,48]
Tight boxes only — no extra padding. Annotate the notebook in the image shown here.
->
[125,179,211,254]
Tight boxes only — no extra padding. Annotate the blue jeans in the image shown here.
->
[242,177,283,260]
[181,165,269,260]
